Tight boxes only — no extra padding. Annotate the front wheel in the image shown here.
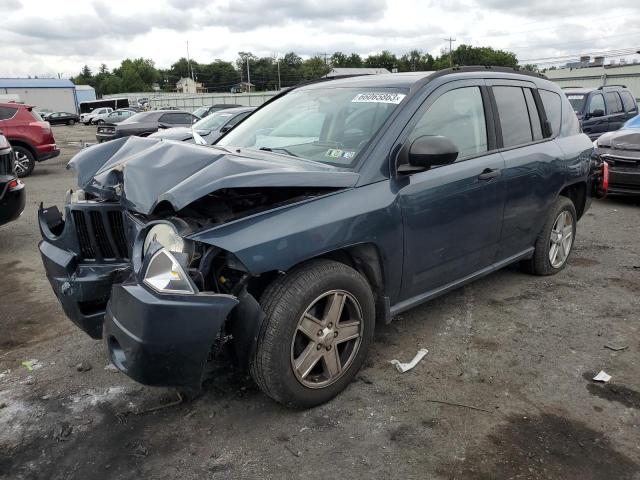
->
[13,146,35,178]
[96,119,104,124]
[521,196,577,275]
[250,260,375,408]
[68,119,75,125]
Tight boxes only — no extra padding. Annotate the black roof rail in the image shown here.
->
[560,86,584,89]
[598,84,627,90]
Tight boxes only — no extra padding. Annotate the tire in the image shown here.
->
[250,259,375,408]
[68,119,75,125]
[521,196,577,275]
[97,119,104,124]
[12,146,36,178]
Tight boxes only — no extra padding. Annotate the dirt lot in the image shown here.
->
[1,125,639,480]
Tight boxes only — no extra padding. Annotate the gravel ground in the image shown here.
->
[0,125,639,480]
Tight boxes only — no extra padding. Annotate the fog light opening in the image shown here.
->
[108,336,127,371]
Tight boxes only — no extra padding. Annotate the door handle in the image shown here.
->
[478,168,501,180]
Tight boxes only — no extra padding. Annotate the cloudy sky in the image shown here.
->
[1,0,639,78]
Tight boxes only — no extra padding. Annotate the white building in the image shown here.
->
[545,61,640,99]
[0,78,78,113]
[176,77,206,94]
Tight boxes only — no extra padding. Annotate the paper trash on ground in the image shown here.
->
[593,371,611,383]
[390,348,429,373]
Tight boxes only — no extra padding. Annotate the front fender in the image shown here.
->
[187,181,404,302]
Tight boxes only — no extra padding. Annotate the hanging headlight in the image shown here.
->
[143,248,195,294]
[143,223,185,256]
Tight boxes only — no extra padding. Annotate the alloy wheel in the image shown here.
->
[549,210,573,268]
[290,290,363,389]
[14,151,31,176]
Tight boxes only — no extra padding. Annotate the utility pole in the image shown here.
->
[277,58,281,90]
[246,57,251,92]
[317,52,330,64]
[186,40,194,81]
[444,37,456,67]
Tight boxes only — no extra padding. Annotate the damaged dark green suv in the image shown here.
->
[39,67,598,408]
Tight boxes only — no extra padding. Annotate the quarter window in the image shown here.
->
[539,90,562,137]
[523,88,543,141]
[409,86,487,159]
[493,86,533,147]
[620,91,636,112]
[0,107,18,120]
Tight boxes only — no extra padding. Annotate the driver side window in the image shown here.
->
[409,87,488,159]
[588,94,605,115]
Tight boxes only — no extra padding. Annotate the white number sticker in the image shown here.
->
[352,92,406,104]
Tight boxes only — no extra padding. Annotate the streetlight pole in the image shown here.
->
[246,57,251,93]
[277,58,281,90]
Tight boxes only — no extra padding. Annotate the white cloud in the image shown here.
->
[1,0,639,78]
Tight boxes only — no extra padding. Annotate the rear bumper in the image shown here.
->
[35,144,60,162]
[0,180,25,226]
[104,281,238,389]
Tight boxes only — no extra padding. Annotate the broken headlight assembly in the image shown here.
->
[143,223,187,256]
[143,248,195,295]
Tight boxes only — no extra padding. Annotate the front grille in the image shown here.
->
[72,208,129,261]
[0,150,14,176]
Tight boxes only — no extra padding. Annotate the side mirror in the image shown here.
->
[157,123,170,129]
[219,125,232,134]
[397,135,458,174]
[591,109,605,118]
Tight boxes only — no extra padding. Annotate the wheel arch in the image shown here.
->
[7,138,36,157]
[558,181,587,220]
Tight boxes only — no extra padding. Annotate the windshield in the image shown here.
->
[565,93,586,112]
[194,111,235,130]
[218,87,407,168]
[193,106,210,118]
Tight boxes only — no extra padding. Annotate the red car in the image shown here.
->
[0,102,60,177]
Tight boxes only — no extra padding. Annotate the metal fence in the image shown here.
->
[103,91,278,112]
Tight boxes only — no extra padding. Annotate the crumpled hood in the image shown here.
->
[597,129,640,151]
[149,127,207,141]
[67,136,359,215]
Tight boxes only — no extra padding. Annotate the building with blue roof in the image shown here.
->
[0,78,79,114]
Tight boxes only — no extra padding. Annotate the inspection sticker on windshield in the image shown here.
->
[352,92,406,104]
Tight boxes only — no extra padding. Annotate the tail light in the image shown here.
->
[8,179,21,191]
[602,161,609,193]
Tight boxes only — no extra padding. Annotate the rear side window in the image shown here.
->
[0,107,18,120]
[159,113,193,124]
[539,90,562,137]
[605,92,623,114]
[493,86,533,147]
[620,91,636,112]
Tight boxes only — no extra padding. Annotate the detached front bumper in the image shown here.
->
[104,280,238,389]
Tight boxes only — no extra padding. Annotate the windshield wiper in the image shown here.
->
[259,147,298,157]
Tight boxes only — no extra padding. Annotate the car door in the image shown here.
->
[396,80,506,301]
[581,93,608,139]
[605,91,625,131]
[489,83,566,259]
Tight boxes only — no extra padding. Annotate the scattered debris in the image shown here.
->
[593,371,612,383]
[20,359,42,372]
[76,361,92,372]
[104,363,119,372]
[131,442,149,458]
[604,344,629,352]
[390,348,428,373]
[424,398,493,414]
[53,422,73,441]
[135,391,183,415]
[284,444,302,457]
[0,402,7,409]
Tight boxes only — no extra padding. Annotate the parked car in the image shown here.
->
[593,114,640,195]
[149,107,255,144]
[0,132,26,226]
[46,111,80,126]
[95,110,197,143]
[36,111,52,120]
[563,85,638,139]
[0,102,59,177]
[192,104,243,119]
[40,67,599,408]
[102,109,136,125]
[80,107,113,125]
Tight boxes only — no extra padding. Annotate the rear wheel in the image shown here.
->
[68,119,75,125]
[250,260,375,408]
[96,119,104,124]
[12,146,35,178]
[521,196,576,275]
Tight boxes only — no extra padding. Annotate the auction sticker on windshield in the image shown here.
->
[352,92,406,104]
